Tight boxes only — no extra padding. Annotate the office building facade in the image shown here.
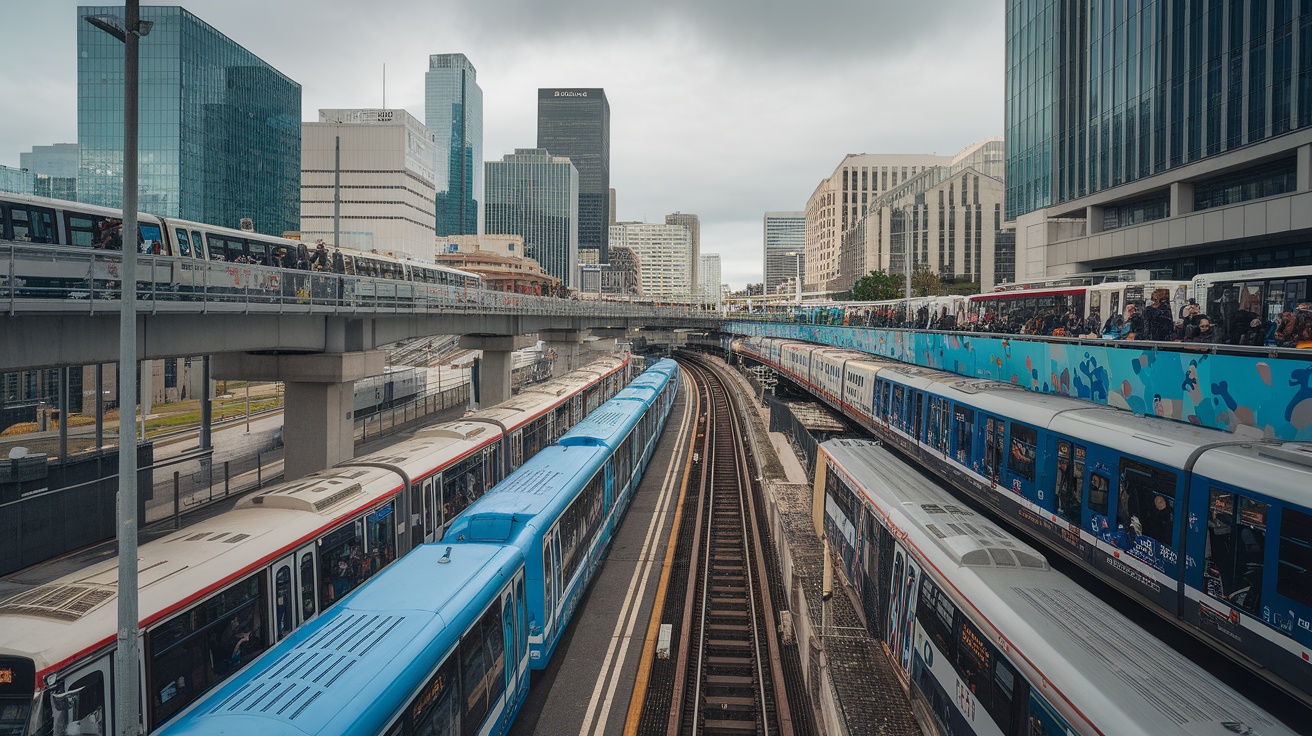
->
[538,88,609,262]
[609,222,693,301]
[805,153,952,292]
[77,6,300,234]
[20,143,79,201]
[485,149,579,287]
[300,109,437,258]
[1007,0,1312,283]
[425,53,483,237]
[665,212,700,295]
[699,252,722,307]
[763,211,805,295]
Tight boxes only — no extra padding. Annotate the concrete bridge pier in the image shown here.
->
[459,334,535,408]
[540,329,591,374]
[212,350,385,480]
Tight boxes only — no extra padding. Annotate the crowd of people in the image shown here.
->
[793,288,1312,349]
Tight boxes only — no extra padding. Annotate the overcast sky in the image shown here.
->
[1,1,1004,289]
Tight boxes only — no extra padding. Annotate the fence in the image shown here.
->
[144,426,285,527]
[355,383,473,443]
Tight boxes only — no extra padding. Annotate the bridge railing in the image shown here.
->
[1,242,723,321]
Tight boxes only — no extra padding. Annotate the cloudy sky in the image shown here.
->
[1,1,1004,288]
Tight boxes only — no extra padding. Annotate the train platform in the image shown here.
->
[510,371,695,736]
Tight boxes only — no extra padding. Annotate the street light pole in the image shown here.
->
[86,4,152,734]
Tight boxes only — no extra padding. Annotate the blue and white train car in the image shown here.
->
[819,439,1298,736]
[158,543,530,736]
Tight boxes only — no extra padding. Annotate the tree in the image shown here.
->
[848,270,902,302]
[911,269,942,297]
[744,283,764,296]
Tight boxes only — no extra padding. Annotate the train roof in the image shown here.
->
[558,399,648,449]
[469,355,625,427]
[0,466,399,676]
[1193,442,1312,502]
[822,439,1295,736]
[1048,406,1238,469]
[443,444,611,548]
[158,543,523,736]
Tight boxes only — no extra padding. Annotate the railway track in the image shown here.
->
[654,355,797,736]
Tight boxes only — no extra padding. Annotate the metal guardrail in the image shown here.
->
[0,242,725,321]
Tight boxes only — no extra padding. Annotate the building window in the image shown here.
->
[1193,157,1298,211]
[1101,192,1171,230]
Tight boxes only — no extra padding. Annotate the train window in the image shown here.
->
[1088,473,1110,516]
[145,575,268,726]
[406,651,459,735]
[1277,507,1312,608]
[1117,459,1177,548]
[915,576,957,661]
[1206,488,1268,615]
[1054,441,1085,524]
[1006,423,1037,482]
[174,228,192,257]
[138,223,164,254]
[911,392,924,440]
[987,657,1018,734]
[319,520,365,608]
[46,670,105,736]
[364,502,397,577]
[274,565,294,640]
[66,213,98,247]
[954,618,993,712]
[190,230,205,259]
[9,205,56,244]
[460,602,506,736]
[892,385,905,429]
[983,416,1004,483]
[953,406,973,464]
[299,552,316,621]
[443,453,487,523]
[559,471,606,588]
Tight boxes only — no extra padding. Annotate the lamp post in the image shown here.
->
[785,251,802,306]
[85,5,152,734]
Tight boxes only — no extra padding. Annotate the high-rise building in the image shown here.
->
[805,153,952,292]
[608,187,617,225]
[300,109,437,258]
[77,6,300,234]
[538,88,609,262]
[665,212,700,295]
[609,222,693,301]
[485,149,579,287]
[1007,1,1312,283]
[20,143,79,201]
[699,253,722,308]
[763,211,805,296]
[425,54,483,237]
[849,138,1007,290]
[0,165,33,195]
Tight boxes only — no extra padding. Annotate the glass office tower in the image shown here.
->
[485,149,579,287]
[1006,0,1312,221]
[425,53,483,237]
[763,211,805,295]
[77,6,301,235]
[537,88,609,262]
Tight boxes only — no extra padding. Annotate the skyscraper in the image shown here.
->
[763,211,805,296]
[425,53,483,237]
[20,143,79,201]
[609,222,693,301]
[1007,1,1312,282]
[699,252,722,307]
[538,88,609,262]
[484,149,579,287]
[665,212,700,297]
[77,6,301,235]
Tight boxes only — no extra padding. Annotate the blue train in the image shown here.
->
[735,335,1312,707]
[154,359,681,736]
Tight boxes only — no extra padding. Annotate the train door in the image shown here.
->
[515,575,528,692]
[511,430,524,472]
[1053,439,1086,528]
[270,543,317,641]
[424,475,439,541]
[911,392,925,443]
[981,415,1005,485]
[48,656,112,736]
[501,588,516,720]
[543,532,558,642]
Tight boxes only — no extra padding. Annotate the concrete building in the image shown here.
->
[20,143,78,201]
[300,109,437,259]
[699,252,722,308]
[538,88,609,262]
[425,53,483,237]
[848,138,1007,290]
[434,235,561,296]
[484,149,579,287]
[665,212,700,297]
[763,211,805,295]
[805,152,951,292]
[77,6,300,234]
[609,187,617,225]
[1006,1,1312,283]
[609,222,693,301]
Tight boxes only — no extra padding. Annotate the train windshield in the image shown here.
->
[0,656,36,736]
